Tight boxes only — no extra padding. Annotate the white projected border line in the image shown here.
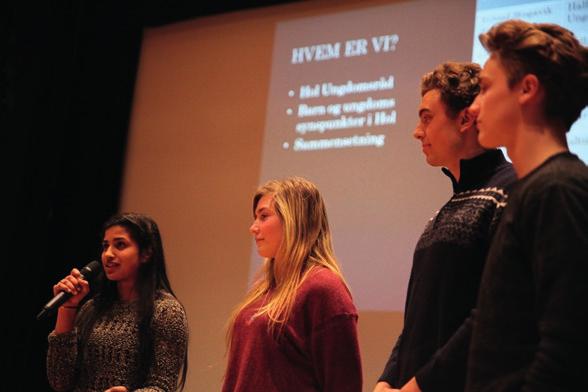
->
[293,133,386,151]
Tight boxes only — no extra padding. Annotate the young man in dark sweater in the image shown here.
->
[374,62,516,392]
[466,20,588,391]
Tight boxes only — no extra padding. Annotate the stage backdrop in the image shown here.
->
[120,0,588,389]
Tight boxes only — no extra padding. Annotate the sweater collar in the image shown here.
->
[442,149,508,193]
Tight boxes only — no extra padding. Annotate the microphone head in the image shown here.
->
[80,260,102,280]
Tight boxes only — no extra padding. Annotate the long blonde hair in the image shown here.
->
[226,177,348,345]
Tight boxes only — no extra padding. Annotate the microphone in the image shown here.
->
[36,260,102,320]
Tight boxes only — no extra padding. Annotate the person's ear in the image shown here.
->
[140,250,152,263]
[519,74,540,104]
[458,108,476,133]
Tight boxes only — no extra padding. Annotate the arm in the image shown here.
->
[135,296,188,392]
[519,183,588,390]
[47,328,80,391]
[46,268,92,391]
[412,313,475,391]
[377,332,402,388]
[374,381,400,392]
[311,313,363,392]
[399,377,420,392]
[51,268,91,334]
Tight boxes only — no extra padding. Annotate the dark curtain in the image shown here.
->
[4,1,142,390]
[2,1,297,390]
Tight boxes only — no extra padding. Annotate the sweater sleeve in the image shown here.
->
[47,329,79,391]
[378,333,402,386]
[519,181,588,390]
[311,313,362,392]
[415,313,474,391]
[303,270,362,392]
[46,300,92,391]
[136,296,188,392]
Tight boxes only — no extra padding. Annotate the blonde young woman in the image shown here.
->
[222,177,362,392]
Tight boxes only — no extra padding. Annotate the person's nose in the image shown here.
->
[413,122,424,140]
[103,245,115,259]
[469,96,480,117]
[250,221,259,235]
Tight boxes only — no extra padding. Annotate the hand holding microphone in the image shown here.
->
[36,260,102,320]
[53,268,91,306]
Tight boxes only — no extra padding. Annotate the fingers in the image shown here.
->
[373,382,396,392]
[105,386,128,392]
[52,269,91,303]
[70,267,82,278]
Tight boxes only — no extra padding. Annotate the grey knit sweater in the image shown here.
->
[47,291,187,392]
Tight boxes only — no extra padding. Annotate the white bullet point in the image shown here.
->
[282,142,289,149]
[288,90,295,97]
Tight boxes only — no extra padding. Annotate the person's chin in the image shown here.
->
[478,130,498,149]
[256,247,269,258]
[105,274,118,282]
[425,156,438,167]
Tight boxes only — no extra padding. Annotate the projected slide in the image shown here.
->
[250,0,587,312]
[472,0,588,161]
[251,0,477,311]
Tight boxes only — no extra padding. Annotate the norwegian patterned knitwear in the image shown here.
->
[416,186,508,251]
[379,149,516,392]
[47,291,187,392]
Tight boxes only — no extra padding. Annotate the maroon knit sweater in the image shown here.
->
[222,267,362,392]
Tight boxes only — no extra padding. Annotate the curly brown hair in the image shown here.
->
[421,61,481,119]
[479,19,588,130]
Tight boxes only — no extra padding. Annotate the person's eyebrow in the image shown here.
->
[418,108,431,118]
[255,205,271,216]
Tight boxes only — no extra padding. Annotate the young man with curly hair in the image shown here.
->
[375,62,516,392]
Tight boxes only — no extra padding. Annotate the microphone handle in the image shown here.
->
[36,272,87,321]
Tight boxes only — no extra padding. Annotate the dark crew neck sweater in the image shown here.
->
[467,152,588,391]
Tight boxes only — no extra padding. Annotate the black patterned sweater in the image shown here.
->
[379,149,516,392]
[47,291,188,392]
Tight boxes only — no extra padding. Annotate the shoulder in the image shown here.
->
[152,291,188,336]
[488,159,517,191]
[507,155,588,228]
[470,149,516,190]
[80,297,95,311]
[300,268,350,294]
[521,155,588,201]
[76,297,97,320]
[297,268,357,316]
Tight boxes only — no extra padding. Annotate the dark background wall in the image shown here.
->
[3,1,296,390]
